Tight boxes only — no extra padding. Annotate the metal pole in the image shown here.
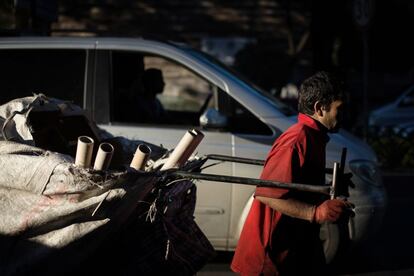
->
[330,162,339,199]
[340,147,347,174]
[206,154,265,166]
[330,148,347,199]
[205,154,337,175]
[172,171,331,195]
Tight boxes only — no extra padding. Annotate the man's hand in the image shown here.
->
[314,199,354,224]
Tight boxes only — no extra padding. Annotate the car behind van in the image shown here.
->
[369,83,414,129]
[0,37,387,262]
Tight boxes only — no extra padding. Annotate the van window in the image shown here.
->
[0,49,86,106]
[216,89,273,135]
[110,51,272,135]
[111,51,211,126]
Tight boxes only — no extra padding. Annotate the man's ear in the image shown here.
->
[313,101,324,117]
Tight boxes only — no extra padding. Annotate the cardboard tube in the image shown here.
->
[130,144,152,171]
[93,143,114,171]
[75,136,94,168]
[161,130,197,170]
[177,129,205,167]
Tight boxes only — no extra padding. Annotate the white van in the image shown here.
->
[0,37,387,262]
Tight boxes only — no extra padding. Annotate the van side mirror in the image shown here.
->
[199,108,228,129]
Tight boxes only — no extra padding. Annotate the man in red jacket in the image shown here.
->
[231,71,353,276]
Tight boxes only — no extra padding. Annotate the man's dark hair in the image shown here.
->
[298,71,345,115]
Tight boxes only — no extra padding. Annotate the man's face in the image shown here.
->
[321,100,344,133]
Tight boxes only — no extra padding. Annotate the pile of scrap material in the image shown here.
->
[0,95,214,275]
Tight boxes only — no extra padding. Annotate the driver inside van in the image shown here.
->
[135,68,168,123]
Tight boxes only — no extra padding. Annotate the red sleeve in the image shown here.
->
[255,145,301,199]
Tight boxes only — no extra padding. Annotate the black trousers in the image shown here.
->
[269,217,327,276]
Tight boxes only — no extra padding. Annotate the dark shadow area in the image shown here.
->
[329,173,414,275]
[0,49,85,106]
[369,173,414,271]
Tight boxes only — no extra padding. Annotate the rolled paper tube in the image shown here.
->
[177,129,205,167]
[130,144,152,171]
[161,130,197,170]
[93,142,114,171]
[75,136,94,168]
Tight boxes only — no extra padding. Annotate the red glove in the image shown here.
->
[314,199,350,224]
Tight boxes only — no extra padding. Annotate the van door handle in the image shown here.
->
[195,207,225,215]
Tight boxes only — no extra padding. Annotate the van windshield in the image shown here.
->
[180,45,297,116]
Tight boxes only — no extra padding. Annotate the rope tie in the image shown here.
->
[146,197,158,223]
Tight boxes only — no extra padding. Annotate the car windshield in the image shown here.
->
[178,44,297,116]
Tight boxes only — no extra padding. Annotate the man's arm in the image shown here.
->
[256,196,315,222]
[256,196,351,223]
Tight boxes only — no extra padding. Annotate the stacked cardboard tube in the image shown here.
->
[74,128,204,172]
[130,144,152,171]
[75,136,114,171]
[75,136,95,169]
[93,143,114,171]
[161,129,204,170]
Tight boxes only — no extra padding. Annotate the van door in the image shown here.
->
[94,50,234,249]
[212,91,277,249]
[94,49,277,250]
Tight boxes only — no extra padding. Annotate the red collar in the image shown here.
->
[298,113,330,140]
[298,113,324,131]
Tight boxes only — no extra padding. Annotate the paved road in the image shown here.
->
[198,172,414,276]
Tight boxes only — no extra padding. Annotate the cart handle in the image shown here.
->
[172,171,331,195]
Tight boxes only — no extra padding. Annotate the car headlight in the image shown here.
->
[349,160,381,186]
